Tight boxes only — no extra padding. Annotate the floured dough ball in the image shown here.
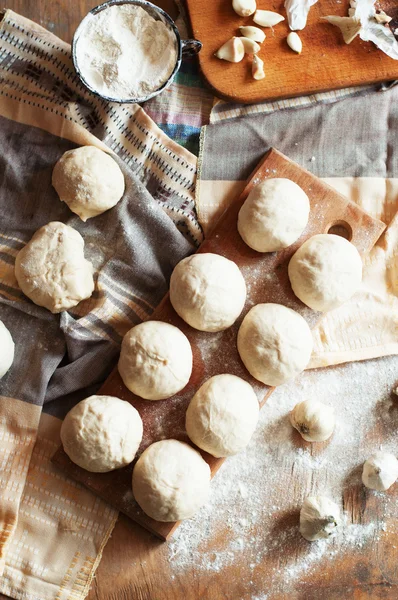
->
[118,321,192,400]
[288,234,362,312]
[186,374,259,457]
[132,439,211,521]
[170,253,246,332]
[238,178,310,252]
[237,303,313,386]
[61,395,143,473]
[52,146,125,221]
[300,495,340,542]
[362,451,398,491]
[0,321,15,379]
[15,222,94,313]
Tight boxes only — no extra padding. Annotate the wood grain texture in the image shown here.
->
[4,0,179,43]
[52,149,385,540]
[186,0,398,103]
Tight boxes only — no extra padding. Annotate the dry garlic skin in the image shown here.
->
[290,399,335,442]
[362,451,398,491]
[299,495,340,541]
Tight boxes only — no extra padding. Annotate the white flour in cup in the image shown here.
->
[75,4,178,100]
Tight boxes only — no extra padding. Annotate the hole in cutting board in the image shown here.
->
[326,220,353,241]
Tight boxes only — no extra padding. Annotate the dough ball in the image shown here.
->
[118,321,192,400]
[61,395,143,473]
[362,451,398,491]
[186,374,259,457]
[0,321,15,379]
[15,222,94,313]
[237,303,313,386]
[170,253,246,332]
[288,233,362,312]
[52,146,125,221]
[238,178,310,252]
[132,439,210,521]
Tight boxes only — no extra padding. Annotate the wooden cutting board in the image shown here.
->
[185,0,398,103]
[52,148,386,541]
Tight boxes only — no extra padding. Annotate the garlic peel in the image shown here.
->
[240,37,261,54]
[300,496,340,542]
[215,37,245,63]
[362,451,398,491]
[253,10,285,28]
[290,399,335,442]
[233,0,256,17]
[239,26,266,43]
[252,55,265,80]
[285,0,318,31]
[287,31,303,53]
[322,15,362,44]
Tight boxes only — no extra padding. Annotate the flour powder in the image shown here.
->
[75,4,178,99]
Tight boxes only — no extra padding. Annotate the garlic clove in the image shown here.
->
[300,496,340,542]
[290,399,335,442]
[240,37,261,54]
[214,37,245,63]
[251,55,265,80]
[233,0,256,17]
[253,10,285,28]
[321,15,362,44]
[239,25,266,43]
[285,0,318,31]
[287,31,302,53]
[362,451,398,491]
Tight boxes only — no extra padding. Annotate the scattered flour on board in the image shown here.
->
[167,354,398,596]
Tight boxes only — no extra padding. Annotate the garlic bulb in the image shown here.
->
[362,451,398,491]
[252,55,265,80]
[253,10,285,28]
[239,26,266,43]
[299,495,340,542]
[290,399,335,442]
[287,32,303,53]
[233,0,256,17]
[240,37,261,54]
[214,37,245,63]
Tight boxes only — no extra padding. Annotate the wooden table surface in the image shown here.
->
[2,2,398,600]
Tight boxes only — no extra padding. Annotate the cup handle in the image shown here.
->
[181,39,202,57]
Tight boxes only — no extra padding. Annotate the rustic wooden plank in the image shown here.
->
[185,0,398,103]
[52,148,386,540]
[4,0,179,43]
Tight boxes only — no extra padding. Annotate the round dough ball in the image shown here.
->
[170,253,246,332]
[132,439,210,521]
[362,451,398,491]
[52,146,125,221]
[288,234,362,312]
[0,321,14,379]
[237,303,313,386]
[60,395,143,473]
[118,321,192,400]
[15,222,94,313]
[186,374,259,457]
[238,178,310,252]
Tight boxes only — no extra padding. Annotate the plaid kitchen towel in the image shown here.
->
[0,9,203,600]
